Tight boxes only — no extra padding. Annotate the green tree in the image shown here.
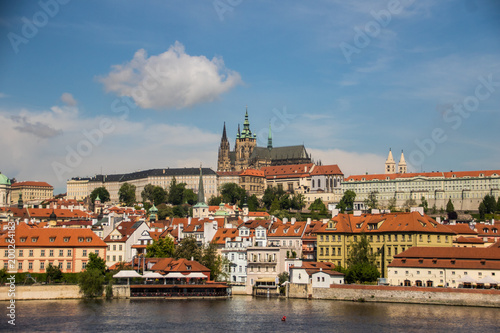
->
[141,184,156,202]
[146,237,175,258]
[208,195,222,206]
[290,194,306,210]
[419,196,428,213]
[201,242,229,282]
[270,198,280,213]
[86,252,106,274]
[118,182,136,206]
[337,190,356,213]
[479,202,486,220]
[220,183,246,205]
[279,194,291,210]
[364,192,378,210]
[278,272,289,294]
[272,209,291,220]
[78,268,105,298]
[46,263,63,283]
[90,187,110,204]
[175,236,201,262]
[345,234,380,284]
[309,198,327,215]
[446,198,454,213]
[497,197,500,213]
[446,199,456,220]
[481,195,497,214]
[262,186,286,210]
[247,194,260,211]
[168,177,186,205]
[156,203,174,220]
[173,204,189,217]
[183,188,197,205]
[152,186,167,205]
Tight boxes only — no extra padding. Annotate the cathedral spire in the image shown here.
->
[222,122,227,141]
[267,121,273,150]
[398,150,407,174]
[197,164,205,204]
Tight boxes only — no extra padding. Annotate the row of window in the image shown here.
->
[5,260,86,271]
[20,237,93,243]
[394,270,495,277]
[107,255,123,262]
[5,249,98,258]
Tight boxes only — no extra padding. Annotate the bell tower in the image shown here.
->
[234,108,256,172]
[385,148,396,174]
[217,122,231,172]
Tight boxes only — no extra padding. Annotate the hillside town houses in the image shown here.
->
[1,140,500,293]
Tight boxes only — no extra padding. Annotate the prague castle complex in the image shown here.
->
[217,110,311,172]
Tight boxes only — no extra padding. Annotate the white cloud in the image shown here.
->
[61,92,77,106]
[0,99,220,193]
[98,41,243,109]
[0,92,8,99]
[308,148,386,176]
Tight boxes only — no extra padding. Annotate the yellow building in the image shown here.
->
[316,211,455,277]
[11,181,53,205]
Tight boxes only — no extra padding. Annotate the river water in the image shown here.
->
[2,297,500,332]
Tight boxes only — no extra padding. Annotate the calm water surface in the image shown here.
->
[2,297,500,332]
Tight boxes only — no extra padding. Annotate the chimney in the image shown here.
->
[436,216,441,224]
[188,217,192,225]
[307,218,311,224]
[353,210,361,216]
[283,217,288,224]
[291,217,296,224]
[371,209,380,214]
[322,218,329,224]
[191,256,194,261]
[243,216,249,222]
[331,209,339,218]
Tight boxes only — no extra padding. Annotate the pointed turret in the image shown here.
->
[398,150,407,174]
[217,122,231,172]
[193,165,209,218]
[267,121,273,150]
[222,122,227,141]
[385,148,396,174]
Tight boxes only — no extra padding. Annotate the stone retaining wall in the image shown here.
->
[289,284,500,307]
[0,285,130,301]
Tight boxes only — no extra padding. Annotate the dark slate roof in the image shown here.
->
[250,145,310,161]
[74,168,217,183]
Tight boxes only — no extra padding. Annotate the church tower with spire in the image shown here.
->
[267,121,273,150]
[193,166,209,219]
[385,148,396,174]
[217,122,231,172]
[234,108,257,172]
[398,150,407,174]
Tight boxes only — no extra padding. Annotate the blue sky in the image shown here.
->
[1,0,499,194]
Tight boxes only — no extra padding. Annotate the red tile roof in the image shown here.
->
[0,223,106,248]
[248,211,270,217]
[261,163,314,179]
[240,168,265,177]
[445,224,477,235]
[345,170,500,182]
[318,212,455,235]
[268,222,307,238]
[11,181,53,188]
[310,165,343,176]
[389,246,500,270]
[455,236,484,244]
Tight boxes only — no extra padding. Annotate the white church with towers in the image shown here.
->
[385,148,407,174]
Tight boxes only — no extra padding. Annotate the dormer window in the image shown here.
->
[49,237,55,242]
[20,238,26,243]
[78,237,84,242]
[86,237,92,242]
[63,237,70,242]
[31,237,38,243]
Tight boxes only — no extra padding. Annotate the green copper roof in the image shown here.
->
[149,204,158,212]
[0,173,11,186]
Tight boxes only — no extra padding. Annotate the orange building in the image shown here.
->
[0,223,107,273]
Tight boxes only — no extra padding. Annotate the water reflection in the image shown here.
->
[4,297,499,332]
